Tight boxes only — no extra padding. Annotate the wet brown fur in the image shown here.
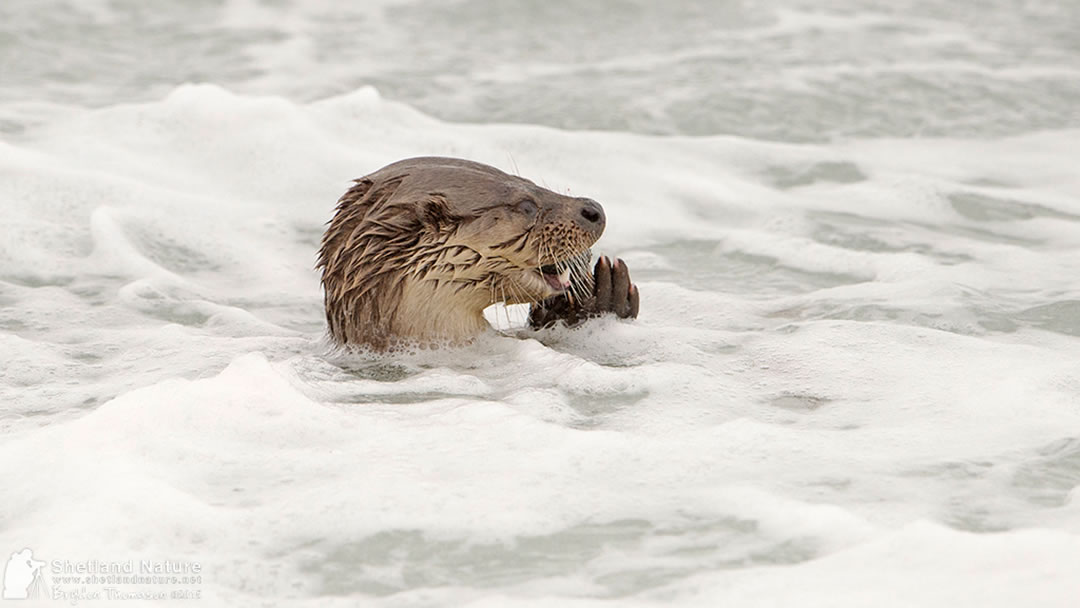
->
[317,157,605,350]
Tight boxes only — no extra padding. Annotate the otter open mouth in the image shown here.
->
[535,249,593,296]
[540,264,572,291]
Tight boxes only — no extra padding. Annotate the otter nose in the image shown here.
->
[578,198,605,226]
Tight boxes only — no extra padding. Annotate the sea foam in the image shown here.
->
[2,79,1080,606]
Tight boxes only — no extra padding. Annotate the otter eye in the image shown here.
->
[517,199,538,218]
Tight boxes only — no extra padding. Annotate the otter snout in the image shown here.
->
[576,198,606,234]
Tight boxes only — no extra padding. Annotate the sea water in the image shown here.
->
[2,1,1080,606]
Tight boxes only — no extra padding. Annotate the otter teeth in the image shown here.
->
[557,267,571,288]
[540,265,572,291]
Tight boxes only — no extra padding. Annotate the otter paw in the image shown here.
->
[528,256,639,329]
[593,256,640,320]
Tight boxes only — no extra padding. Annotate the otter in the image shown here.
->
[317,157,638,349]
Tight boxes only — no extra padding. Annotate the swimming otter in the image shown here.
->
[317,157,638,349]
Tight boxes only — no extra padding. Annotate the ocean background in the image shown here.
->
[2,0,1080,605]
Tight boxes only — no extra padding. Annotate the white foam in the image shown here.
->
[2,77,1080,606]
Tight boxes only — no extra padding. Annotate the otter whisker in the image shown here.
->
[507,276,533,308]
[498,285,509,328]
[512,275,530,304]
[573,254,592,300]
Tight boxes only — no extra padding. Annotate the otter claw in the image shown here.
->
[594,255,613,312]
[528,256,639,329]
[612,258,632,318]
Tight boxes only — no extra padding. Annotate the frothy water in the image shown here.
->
[2,1,1080,606]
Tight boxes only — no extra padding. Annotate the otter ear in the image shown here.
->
[420,195,454,228]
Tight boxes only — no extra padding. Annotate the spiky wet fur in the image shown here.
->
[317,157,603,350]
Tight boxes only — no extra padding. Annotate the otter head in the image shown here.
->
[317,157,605,349]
